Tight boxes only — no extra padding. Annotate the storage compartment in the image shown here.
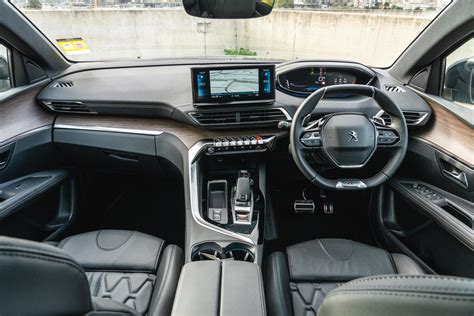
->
[207,180,228,224]
[172,261,265,316]
[441,201,473,229]
[53,129,180,178]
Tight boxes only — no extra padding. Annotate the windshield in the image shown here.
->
[11,0,450,67]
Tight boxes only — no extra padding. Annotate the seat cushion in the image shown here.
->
[57,230,183,315]
[265,239,424,316]
[58,230,164,271]
[286,239,397,281]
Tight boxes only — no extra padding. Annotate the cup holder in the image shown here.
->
[191,242,255,262]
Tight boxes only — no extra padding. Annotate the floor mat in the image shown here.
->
[265,180,374,254]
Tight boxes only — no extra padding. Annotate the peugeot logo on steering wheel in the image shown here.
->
[347,130,358,142]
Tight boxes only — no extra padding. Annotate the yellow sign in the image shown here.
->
[56,38,90,55]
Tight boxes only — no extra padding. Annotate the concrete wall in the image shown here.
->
[24,9,431,66]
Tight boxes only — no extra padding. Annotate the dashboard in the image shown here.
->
[37,59,431,129]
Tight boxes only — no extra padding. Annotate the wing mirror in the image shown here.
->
[443,57,474,104]
[183,0,274,19]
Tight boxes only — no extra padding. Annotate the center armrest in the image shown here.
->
[171,261,266,316]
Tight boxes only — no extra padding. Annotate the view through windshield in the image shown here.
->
[11,0,450,66]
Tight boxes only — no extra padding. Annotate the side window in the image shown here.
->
[442,38,473,106]
[0,44,12,93]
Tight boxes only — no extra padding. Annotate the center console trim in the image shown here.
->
[188,141,255,245]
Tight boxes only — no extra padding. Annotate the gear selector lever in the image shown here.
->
[232,170,254,225]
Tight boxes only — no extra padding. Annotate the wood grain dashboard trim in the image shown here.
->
[0,87,54,145]
[54,115,287,149]
[413,96,473,167]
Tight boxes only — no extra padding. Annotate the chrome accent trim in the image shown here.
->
[188,141,255,245]
[54,124,164,136]
[336,180,367,189]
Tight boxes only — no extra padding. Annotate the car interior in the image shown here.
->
[0,0,473,315]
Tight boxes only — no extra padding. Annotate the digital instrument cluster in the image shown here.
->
[277,66,374,96]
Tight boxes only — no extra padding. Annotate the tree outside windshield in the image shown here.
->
[11,0,450,66]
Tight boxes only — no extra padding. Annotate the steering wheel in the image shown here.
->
[290,84,408,190]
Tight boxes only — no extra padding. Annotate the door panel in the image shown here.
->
[0,86,75,241]
[373,93,473,278]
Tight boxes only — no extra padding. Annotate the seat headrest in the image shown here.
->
[206,0,256,18]
[0,236,92,315]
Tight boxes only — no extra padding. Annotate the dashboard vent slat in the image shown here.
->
[376,111,428,126]
[189,108,288,126]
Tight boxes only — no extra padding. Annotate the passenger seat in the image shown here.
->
[0,230,183,315]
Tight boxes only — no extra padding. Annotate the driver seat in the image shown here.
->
[265,238,424,316]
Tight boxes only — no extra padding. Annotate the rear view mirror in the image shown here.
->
[183,0,274,19]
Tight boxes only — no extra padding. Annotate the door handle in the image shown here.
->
[440,159,469,188]
[0,149,11,170]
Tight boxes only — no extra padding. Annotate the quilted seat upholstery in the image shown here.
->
[57,230,183,315]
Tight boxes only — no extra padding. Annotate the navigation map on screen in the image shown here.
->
[210,69,259,96]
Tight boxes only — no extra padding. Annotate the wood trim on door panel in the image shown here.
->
[413,97,473,167]
[54,115,287,149]
[0,87,54,145]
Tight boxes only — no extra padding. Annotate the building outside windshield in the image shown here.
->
[11,0,451,67]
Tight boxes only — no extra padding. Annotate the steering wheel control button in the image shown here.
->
[377,130,399,145]
[301,132,322,147]
[321,114,376,168]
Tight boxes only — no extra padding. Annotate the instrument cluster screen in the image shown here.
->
[278,67,359,95]
[192,65,275,105]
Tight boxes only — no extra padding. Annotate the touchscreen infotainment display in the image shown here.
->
[192,65,275,105]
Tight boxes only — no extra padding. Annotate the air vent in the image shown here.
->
[53,81,73,88]
[375,111,429,126]
[44,101,93,113]
[384,85,405,93]
[403,111,428,125]
[189,108,289,126]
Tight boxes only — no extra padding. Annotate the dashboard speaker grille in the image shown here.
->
[384,85,405,93]
[53,81,74,88]
[189,108,288,126]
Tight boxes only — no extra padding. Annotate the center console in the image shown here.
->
[171,260,266,316]
[186,132,280,265]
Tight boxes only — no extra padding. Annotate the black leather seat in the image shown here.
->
[265,238,425,316]
[0,230,183,315]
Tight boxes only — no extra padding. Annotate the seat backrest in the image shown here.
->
[318,274,474,316]
[0,236,93,315]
